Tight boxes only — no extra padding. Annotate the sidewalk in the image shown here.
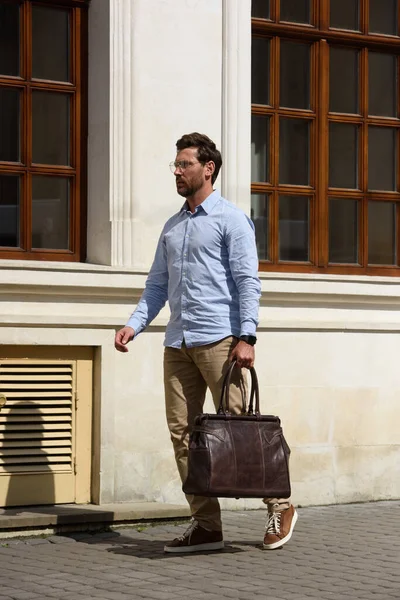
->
[0,500,398,600]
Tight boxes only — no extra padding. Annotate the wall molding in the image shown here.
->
[109,0,136,267]
[221,0,252,215]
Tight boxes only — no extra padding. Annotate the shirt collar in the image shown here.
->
[180,189,221,215]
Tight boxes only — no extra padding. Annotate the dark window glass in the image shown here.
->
[32,6,70,82]
[329,123,358,189]
[330,47,358,114]
[0,175,20,247]
[251,115,270,182]
[368,127,396,191]
[280,0,310,23]
[369,53,396,117]
[329,198,359,263]
[279,196,310,261]
[0,2,19,76]
[32,176,70,250]
[0,87,20,162]
[251,194,269,260]
[279,118,310,185]
[252,0,270,19]
[330,0,359,31]
[369,0,397,36]
[368,202,396,265]
[32,92,70,165]
[280,41,310,109]
[252,37,270,105]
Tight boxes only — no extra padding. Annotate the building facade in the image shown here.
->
[0,0,399,508]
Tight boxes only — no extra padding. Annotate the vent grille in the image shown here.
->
[0,362,74,473]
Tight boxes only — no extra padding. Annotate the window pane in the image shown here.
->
[368,201,396,265]
[279,119,310,185]
[280,41,310,109]
[369,53,396,117]
[329,198,359,263]
[32,177,70,250]
[0,2,19,76]
[279,196,309,261]
[330,0,359,30]
[368,127,396,191]
[251,115,270,182]
[251,194,269,260]
[32,6,70,82]
[330,47,358,114]
[329,123,358,189]
[280,0,310,23]
[0,175,20,247]
[252,0,270,19]
[369,0,397,36]
[252,37,270,105]
[0,87,20,162]
[32,92,70,165]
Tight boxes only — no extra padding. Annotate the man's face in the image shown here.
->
[174,147,208,198]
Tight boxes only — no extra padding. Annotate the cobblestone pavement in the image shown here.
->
[0,501,398,600]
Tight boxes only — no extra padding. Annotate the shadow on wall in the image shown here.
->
[0,399,55,513]
[0,396,115,526]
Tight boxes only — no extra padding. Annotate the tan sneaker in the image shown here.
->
[263,505,298,550]
[164,519,224,553]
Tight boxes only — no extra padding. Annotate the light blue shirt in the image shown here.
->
[126,190,261,348]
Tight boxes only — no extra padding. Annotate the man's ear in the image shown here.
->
[205,161,215,179]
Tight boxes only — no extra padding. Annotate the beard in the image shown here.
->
[176,176,203,197]
[176,182,192,197]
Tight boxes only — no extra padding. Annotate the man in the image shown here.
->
[115,133,297,553]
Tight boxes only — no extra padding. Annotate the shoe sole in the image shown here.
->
[263,510,298,550]
[164,540,224,554]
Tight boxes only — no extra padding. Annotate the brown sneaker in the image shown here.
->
[164,519,224,553]
[263,505,298,550]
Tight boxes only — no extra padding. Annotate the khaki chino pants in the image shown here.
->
[164,336,290,532]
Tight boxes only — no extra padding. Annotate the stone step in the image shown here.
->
[0,502,190,537]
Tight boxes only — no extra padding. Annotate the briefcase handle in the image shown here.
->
[218,361,260,416]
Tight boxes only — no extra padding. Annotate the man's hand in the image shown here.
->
[115,326,135,353]
[229,340,255,369]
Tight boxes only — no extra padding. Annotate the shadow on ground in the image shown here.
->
[67,529,262,559]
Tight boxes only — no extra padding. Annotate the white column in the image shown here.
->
[88,0,223,269]
[87,0,137,268]
[221,0,252,215]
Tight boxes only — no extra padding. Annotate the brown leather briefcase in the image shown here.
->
[182,362,291,498]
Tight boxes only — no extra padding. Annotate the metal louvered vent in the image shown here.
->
[0,361,74,473]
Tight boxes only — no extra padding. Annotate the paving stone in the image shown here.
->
[3,593,42,600]
[0,501,398,600]
[47,535,77,544]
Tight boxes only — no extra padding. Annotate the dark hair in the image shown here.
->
[176,132,222,185]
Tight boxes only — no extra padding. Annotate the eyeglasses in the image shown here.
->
[169,160,202,173]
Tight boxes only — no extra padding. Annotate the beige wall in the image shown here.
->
[0,262,399,507]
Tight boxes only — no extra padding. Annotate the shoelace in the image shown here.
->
[265,511,281,535]
[178,519,198,541]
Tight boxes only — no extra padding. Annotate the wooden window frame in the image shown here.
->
[0,0,89,262]
[252,0,400,276]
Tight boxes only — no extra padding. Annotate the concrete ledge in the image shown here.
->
[0,502,191,532]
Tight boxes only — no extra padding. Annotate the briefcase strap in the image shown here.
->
[218,361,260,415]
